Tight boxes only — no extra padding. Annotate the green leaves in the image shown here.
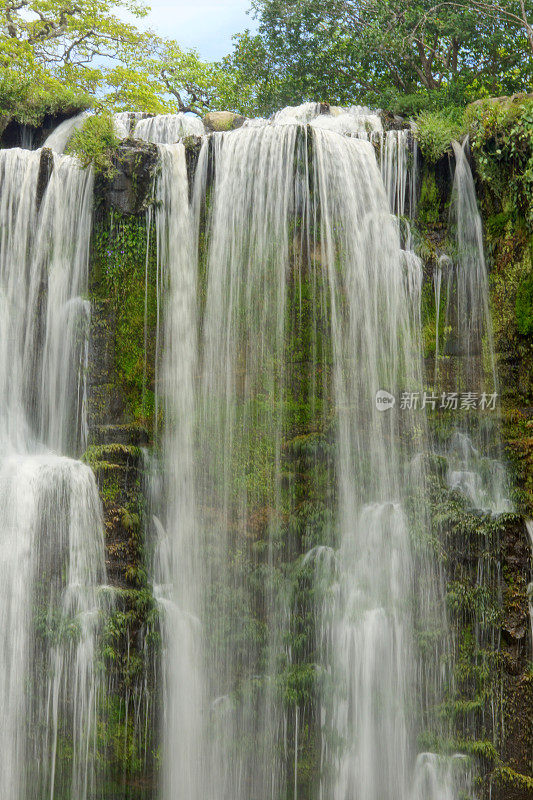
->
[0,1,246,117]
[227,1,533,116]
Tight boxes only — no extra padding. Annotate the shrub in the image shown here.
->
[414,108,466,163]
[467,98,533,227]
[66,113,119,177]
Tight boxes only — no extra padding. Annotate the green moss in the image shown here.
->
[92,463,123,504]
[502,408,533,514]
[91,210,157,425]
[488,222,531,359]
[420,275,448,357]
[418,172,441,226]
[516,271,533,335]
[83,443,142,467]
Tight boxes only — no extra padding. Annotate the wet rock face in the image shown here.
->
[1,107,89,150]
[203,110,246,132]
[0,114,10,138]
[497,518,533,796]
[36,147,54,208]
[105,140,159,215]
[501,607,528,645]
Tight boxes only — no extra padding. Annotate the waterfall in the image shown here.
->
[150,110,466,800]
[448,140,496,383]
[309,126,430,800]
[197,124,301,800]
[438,139,511,514]
[152,142,202,799]
[0,95,524,800]
[0,149,93,454]
[43,111,89,153]
[133,113,205,143]
[380,129,418,219]
[0,147,107,800]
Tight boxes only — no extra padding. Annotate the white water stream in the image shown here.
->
[150,105,466,800]
[0,147,107,800]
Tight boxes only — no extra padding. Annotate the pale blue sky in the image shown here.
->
[138,1,255,61]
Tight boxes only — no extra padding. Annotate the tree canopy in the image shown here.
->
[0,0,246,118]
[226,0,533,115]
[1,0,533,121]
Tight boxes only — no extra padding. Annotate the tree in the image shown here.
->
[422,2,533,56]
[226,0,533,115]
[0,1,248,116]
[109,37,254,115]
[0,0,149,91]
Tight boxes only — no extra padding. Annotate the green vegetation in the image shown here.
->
[0,0,248,117]
[67,113,119,177]
[418,171,441,225]
[516,273,533,335]
[415,108,466,162]
[0,70,91,127]
[2,1,533,123]
[226,0,533,116]
[467,97,533,227]
[91,211,157,425]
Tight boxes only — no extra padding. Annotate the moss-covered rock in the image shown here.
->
[105,140,159,214]
[203,110,245,131]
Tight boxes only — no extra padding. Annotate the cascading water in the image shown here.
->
[437,139,511,514]
[196,124,304,800]
[114,111,150,137]
[380,128,418,219]
[0,146,107,800]
[43,111,89,153]
[133,113,205,143]
[151,104,467,800]
[308,126,457,800]
[152,141,203,800]
[152,125,300,800]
